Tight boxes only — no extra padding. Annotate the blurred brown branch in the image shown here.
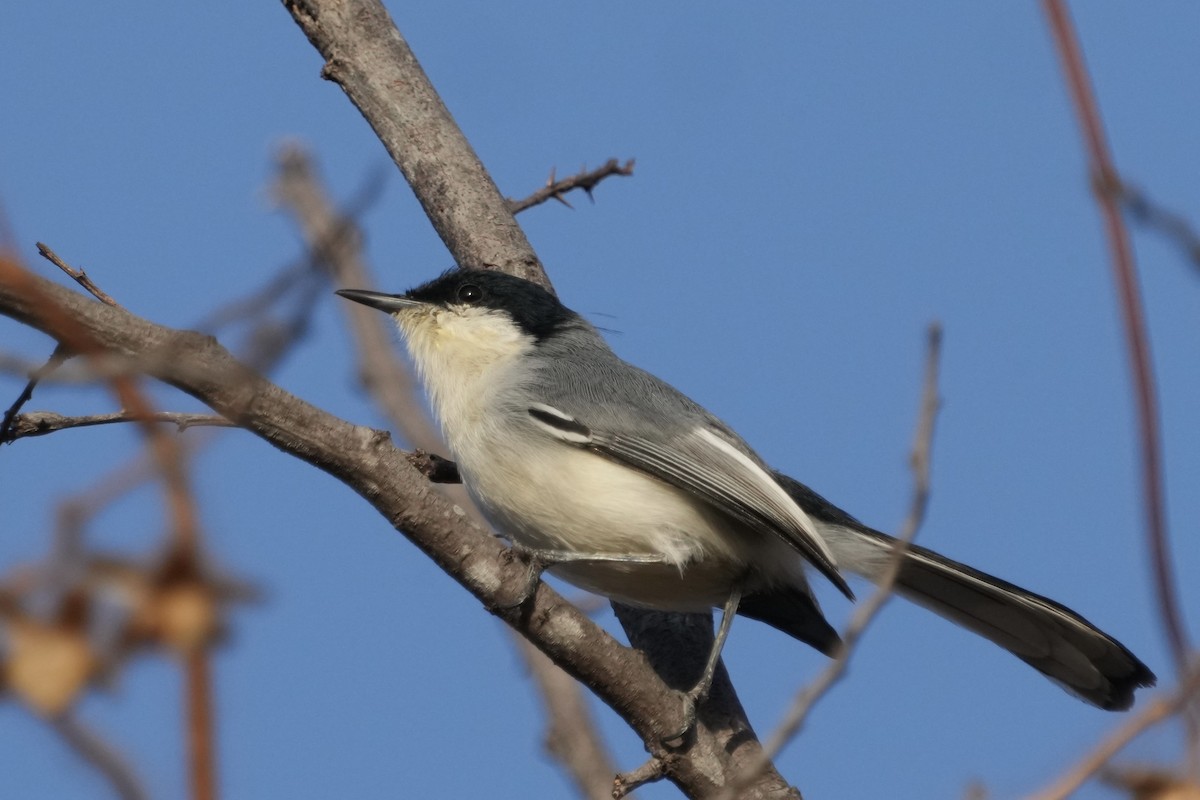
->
[1027,662,1200,800]
[1042,5,1196,770]
[51,714,148,800]
[0,252,216,800]
[1116,182,1200,274]
[1042,0,1190,679]
[720,322,943,800]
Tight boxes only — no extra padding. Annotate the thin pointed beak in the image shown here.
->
[335,289,423,313]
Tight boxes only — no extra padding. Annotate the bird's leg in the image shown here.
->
[502,544,670,609]
[665,585,743,743]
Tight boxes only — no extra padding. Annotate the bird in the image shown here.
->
[336,267,1155,723]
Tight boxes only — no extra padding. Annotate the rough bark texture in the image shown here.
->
[282,0,548,287]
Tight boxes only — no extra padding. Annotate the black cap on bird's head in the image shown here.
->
[336,268,577,342]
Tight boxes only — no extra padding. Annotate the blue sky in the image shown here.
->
[2,3,1197,798]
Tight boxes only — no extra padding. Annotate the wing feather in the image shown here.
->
[527,405,852,598]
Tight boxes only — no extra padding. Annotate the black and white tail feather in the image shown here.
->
[772,472,1156,710]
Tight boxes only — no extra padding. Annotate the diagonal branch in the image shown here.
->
[282,0,546,287]
[277,2,792,795]
[1042,0,1190,683]
[718,323,943,800]
[50,713,148,800]
[1026,661,1200,800]
[0,262,785,797]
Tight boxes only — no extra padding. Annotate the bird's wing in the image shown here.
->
[525,402,852,598]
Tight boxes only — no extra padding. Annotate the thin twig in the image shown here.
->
[0,345,69,444]
[36,243,121,308]
[185,650,216,800]
[1116,182,1200,274]
[613,757,667,799]
[1025,662,1200,800]
[50,713,148,800]
[506,159,635,214]
[1042,0,1187,670]
[3,411,234,442]
[720,322,943,800]
[1042,0,1191,720]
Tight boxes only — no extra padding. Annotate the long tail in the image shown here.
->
[773,472,1156,710]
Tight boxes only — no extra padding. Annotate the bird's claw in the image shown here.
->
[661,690,700,745]
[498,544,547,609]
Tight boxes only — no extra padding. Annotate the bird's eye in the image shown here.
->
[457,284,483,304]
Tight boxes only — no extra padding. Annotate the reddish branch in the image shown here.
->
[0,254,217,800]
[1041,0,1189,676]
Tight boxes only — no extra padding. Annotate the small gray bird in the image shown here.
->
[337,268,1154,718]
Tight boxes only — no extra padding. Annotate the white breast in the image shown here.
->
[393,306,809,610]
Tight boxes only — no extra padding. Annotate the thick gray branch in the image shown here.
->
[282,0,546,287]
[0,273,790,797]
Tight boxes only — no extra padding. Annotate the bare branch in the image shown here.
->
[0,345,69,445]
[0,255,215,800]
[613,755,666,799]
[1041,8,1197,764]
[3,411,233,442]
[185,651,216,800]
[1042,0,1189,677]
[281,0,546,286]
[36,243,121,308]
[50,714,148,800]
[272,145,444,453]
[721,322,943,800]
[507,159,635,214]
[1116,182,1200,274]
[1026,662,1200,800]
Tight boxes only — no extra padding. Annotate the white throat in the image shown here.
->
[393,305,535,446]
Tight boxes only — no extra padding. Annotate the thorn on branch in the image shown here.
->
[507,158,635,215]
